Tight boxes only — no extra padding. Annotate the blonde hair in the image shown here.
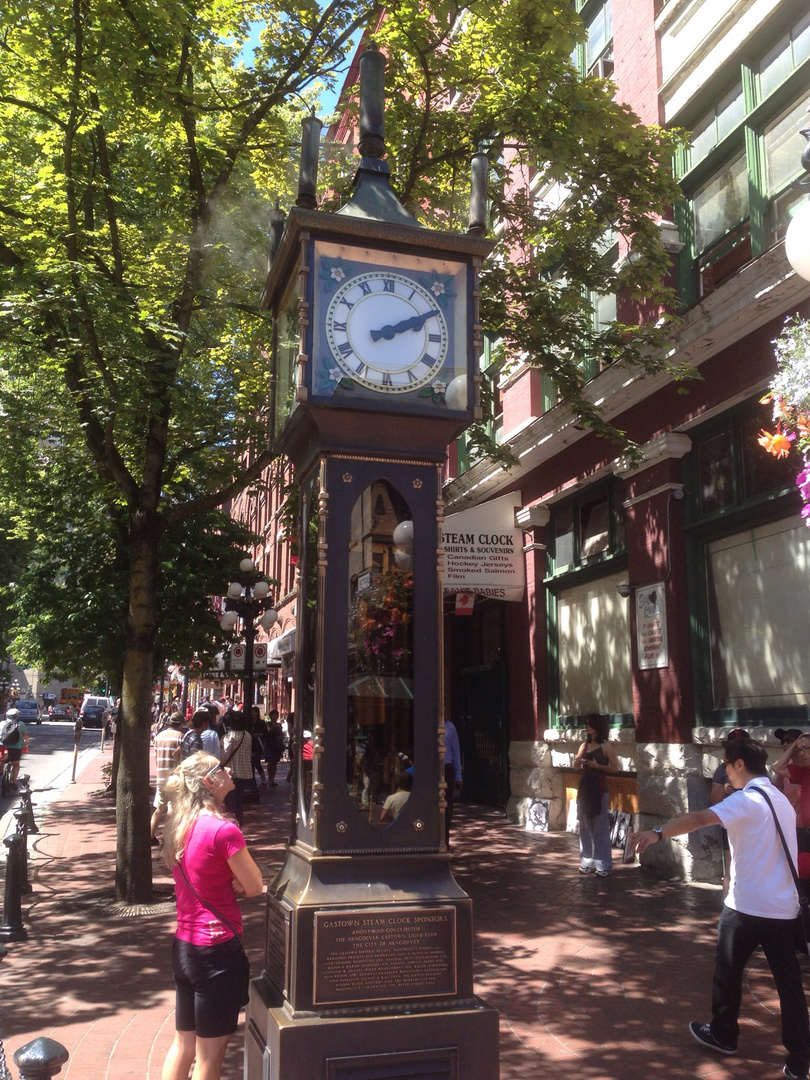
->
[162,753,228,868]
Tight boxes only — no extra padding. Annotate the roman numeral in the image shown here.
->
[342,297,355,310]
[354,362,368,379]
[359,281,372,295]
[382,372,393,387]
[383,279,395,293]
[333,321,347,332]
[338,341,354,357]
[428,333,441,343]
[406,370,417,383]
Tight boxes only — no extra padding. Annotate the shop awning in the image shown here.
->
[268,626,296,660]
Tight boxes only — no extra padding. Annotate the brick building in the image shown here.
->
[442,0,810,878]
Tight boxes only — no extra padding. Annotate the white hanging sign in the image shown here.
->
[253,642,268,669]
[442,493,525,601]
[231,643,246,671]
[636,584,669,670]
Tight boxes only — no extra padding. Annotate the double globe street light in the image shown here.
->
[219,558,278,723]
[784,127,810,283]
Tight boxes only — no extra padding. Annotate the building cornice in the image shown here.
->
[443,243,809,513]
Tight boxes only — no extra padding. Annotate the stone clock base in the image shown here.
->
[245,977,499,1080]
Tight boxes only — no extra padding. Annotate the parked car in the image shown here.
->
[12,700,40,726]
[78,695,115,729]
[48,703,74,721]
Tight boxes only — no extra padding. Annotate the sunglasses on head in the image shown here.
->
[204,761,225,780]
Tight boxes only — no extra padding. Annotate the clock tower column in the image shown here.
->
[245,45,499,1080]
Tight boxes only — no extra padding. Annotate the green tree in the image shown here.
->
[1,0,685,901]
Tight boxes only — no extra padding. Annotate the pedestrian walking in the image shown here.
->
[631,736,810,1079]
[443,718,462,849]
[160,754,263,1080]
[574,713,618,876]
[221,712,253,827]
[150,712,184,845]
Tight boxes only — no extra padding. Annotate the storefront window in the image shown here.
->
[558,570,632,717]
[707,517,810,709]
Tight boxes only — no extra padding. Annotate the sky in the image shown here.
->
[238,22,363,119]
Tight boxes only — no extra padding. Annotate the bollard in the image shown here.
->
[12,812,31,896]
[15,779,38,836]
[0,943,8,1080]
[13,1038,70,1080]
[0,834,28,942]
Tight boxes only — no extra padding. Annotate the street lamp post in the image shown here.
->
[219,558,278,719]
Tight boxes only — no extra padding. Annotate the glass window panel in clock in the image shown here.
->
[297,475,320,825]
[312,240,469,411]
[346,481,415,826]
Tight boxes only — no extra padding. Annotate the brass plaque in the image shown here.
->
[313,906,457,1006]
[265,897,291,995]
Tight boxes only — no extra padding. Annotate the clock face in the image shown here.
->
[312,242,469,410]
[325,270,449,394]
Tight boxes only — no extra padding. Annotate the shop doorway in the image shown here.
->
[459,663,509,807]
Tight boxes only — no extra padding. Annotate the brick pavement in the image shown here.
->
[0,750,804,1080]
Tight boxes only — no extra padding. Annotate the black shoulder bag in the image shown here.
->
[756,786,810,956]
[177,859,252,1005]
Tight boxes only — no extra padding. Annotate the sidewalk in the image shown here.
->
[0,752,801,1080]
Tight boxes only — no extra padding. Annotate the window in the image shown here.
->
[707,517,810,710]
[758,13,810,99]
[692,154,749,255]
[689,402,795,521]
[689,84,745,168]
[585,0,613,76]
[549,484,625,572]
[557,571,632,718]
[677,12,810,302]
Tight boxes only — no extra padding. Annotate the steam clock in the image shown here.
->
[246,45,498,1079]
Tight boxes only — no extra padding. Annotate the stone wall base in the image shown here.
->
[505,729,776,883]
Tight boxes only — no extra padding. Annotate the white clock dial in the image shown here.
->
[325,270,449,393]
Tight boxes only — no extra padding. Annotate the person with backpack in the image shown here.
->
[179,711,205,760]
[0,707,30,790]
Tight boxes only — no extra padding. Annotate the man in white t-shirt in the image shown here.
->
[631,736,810,1080]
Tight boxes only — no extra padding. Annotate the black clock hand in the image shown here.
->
[370,309,440,342]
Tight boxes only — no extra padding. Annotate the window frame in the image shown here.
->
[674,9,810,306]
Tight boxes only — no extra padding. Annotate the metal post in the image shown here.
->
[16,778,38,835]
[13,1038,70,1080]
[0,834,28,941]
[13,811,31,896]
[71,717,82,782]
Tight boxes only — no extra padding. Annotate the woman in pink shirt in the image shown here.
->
[161,754,263,1080]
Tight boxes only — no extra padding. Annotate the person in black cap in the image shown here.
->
[712,729,750,895]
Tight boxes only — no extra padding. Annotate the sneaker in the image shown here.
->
[688,1022,736,1055]
[595,869,611,877]
[578,866,593,875]
[784,1065,809,1080]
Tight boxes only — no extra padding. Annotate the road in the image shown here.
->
[0,720,103,840]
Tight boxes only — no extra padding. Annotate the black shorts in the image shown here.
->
[172,935,245,1038]
[5,748,22,763]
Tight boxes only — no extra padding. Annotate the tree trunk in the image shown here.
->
[115,517,160,903]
